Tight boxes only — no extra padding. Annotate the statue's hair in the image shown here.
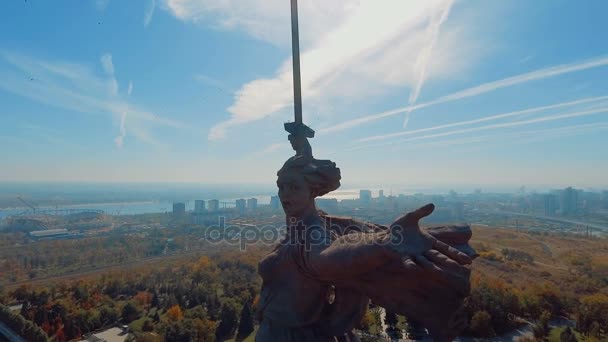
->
[277,156,341,197]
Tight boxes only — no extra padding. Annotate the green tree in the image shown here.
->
[560,327,578,342]
[121,301,140,324]
[151,291,160,308]
[533,310,551,341]
[384,310,398,329]
[142,319,154,332]
[237,302,254,339]
[470,310,495,338]
[215,303,239,341]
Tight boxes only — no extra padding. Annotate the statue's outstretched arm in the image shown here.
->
[301,204,472,282]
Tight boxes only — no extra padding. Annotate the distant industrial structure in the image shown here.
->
[544,194,557,216]
[316,198,338,212]
[359,190,372,206]
[194,200,206,213]
[270,195,280,210]
[247,198,258,211]
[208,200,220,212]
[172,202,186,216]
[236,199,246,215]
[560,187,578,216]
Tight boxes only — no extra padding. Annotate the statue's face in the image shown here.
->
[277,172,313,217]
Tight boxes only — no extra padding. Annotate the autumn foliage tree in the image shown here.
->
[167,304,184,322]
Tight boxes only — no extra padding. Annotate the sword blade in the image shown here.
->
[291,0,303,125]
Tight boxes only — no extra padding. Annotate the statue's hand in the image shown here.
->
[387,203,472,272]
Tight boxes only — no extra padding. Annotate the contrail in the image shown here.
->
[356,121,608,153]
[320,55,608,134]
[359,95,608,142]
[404,0,453,128]
[348,106,608,151]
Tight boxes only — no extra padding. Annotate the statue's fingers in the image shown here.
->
[413,254,442,273]
[402,257,418,271]
[433,239,472,265]
[424,251,470,281]
[405,203,435,223]
[424,250,462,271]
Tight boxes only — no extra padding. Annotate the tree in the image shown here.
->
[533,310,551,341]
[560,327,578,342]
[576,293,608,336]
[151,292,160,308]
[356,309,374,332]
[99,305,119,326]
[167,305,184,322]
[187,318,216,342]
[215,303,239,341]
[237,302,254,339]
[142,319,155,332]
[121,301,140,323]
[384,310,398,329]
[470,310,495,338]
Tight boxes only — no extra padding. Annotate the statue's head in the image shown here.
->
[276,157,341,217]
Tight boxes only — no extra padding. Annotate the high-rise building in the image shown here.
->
[172,202,186,216]
[247,198,258,211]
[270,195,280,210]
[544,194,557,216]
[235,199,246,215]
[208,199,220,212]
[560,187,578,216]
[316,198,338,212]
[378,189,385,204]
[194,200,206,213]
[359,190,372,206]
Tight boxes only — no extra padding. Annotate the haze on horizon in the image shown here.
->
[1,0,607,188]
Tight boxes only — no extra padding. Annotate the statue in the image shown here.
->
[255,2,477,341]
[255,121,477,341]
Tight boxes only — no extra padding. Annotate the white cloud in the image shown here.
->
[374,121,608,155]
[195,73,230,91]
[100,53,114,75]
[359,95,608,142]
[0,51,184,149]
[350,106,608,152]
[322,55,608,134]
[197,0,471,140]
[100,53,118,95]
[96,0,110,11]
[114,111,127,148]
[144,0,156,27]
[404,0,453,128]
[163,0,359,47]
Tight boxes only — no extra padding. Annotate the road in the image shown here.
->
[0,321,25,342]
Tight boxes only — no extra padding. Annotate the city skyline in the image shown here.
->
[1,0,607,186]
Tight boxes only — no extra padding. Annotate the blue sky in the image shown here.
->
[0,0,607,190]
